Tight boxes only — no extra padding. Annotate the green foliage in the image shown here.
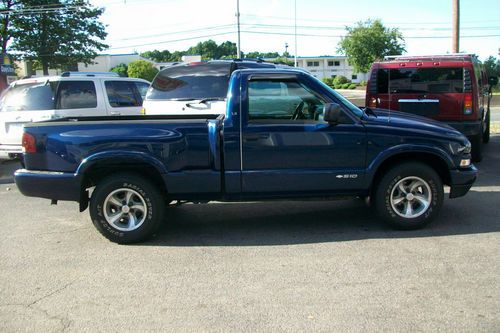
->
[110,63,128,77]
[245,51,280,59]
[140,50,185,62]
[127,60,158,82]
[359,80,367,86]
[141,40,237,62]
[9,0,108,75]
[348,83,357,89]
[341,83,351,89]
[484,56,500,81]
[0,0,16,54]
[333,75,350,86]
[322,77,333,86]
[338,19,405,73]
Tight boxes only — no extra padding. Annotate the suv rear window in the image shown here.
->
[147,63,231,100]
[0,81,57,111]
[376,67,463,94]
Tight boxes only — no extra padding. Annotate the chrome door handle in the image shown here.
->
[110,111,121,116]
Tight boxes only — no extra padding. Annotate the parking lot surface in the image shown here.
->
[0,137,499,332]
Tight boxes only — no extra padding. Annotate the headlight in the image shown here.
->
[449,141,471,155]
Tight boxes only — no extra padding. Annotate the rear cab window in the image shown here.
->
[147,62,231,101]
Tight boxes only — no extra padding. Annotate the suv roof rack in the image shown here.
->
[61,71,120,77]
[383,53,474,62]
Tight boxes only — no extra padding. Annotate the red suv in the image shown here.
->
[366,54,494,161]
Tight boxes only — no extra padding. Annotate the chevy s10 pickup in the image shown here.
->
[14,68,477,243]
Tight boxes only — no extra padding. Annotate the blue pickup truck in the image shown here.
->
[15,68,477,243]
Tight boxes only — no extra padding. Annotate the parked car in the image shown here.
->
[14,68,476,243]
[0,72,150,160]
[142,59,293,116]
[365,54,495,162]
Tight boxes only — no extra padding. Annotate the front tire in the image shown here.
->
[374,162,444,230]
[90,173,165,244]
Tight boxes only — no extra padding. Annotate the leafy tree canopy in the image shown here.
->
[8,0,107,75]
[483,56,500,79]
[337,19,405,73]
[127,60,158,82]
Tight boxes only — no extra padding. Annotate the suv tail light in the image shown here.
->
[463,93,473,115]
[22,132,36,153]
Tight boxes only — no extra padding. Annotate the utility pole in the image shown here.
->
[452,0,459,53]
[236,0,241,59]
[294,0,297,67]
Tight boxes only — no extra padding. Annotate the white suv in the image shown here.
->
[0,72,150,159]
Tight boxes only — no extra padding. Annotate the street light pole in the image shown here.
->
[452,0,459,53]
[236,0,241,58]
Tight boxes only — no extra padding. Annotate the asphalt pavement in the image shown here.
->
[0,138,499,332]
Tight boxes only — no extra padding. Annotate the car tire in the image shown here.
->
[483,109,490,144]
[470,131,483,162]
[374,162,443,230]
[89,173,165,244]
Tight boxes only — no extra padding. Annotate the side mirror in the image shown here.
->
[323,103,342,123]
[489,76,498,87]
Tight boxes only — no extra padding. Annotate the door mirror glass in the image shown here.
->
[323,103,342,123]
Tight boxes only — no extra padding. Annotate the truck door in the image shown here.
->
[240,75,366,194]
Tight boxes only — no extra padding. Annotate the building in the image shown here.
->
[294,56,368,83]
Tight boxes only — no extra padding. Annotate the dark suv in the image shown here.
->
[365,54,496,161]
[142,59,293,116]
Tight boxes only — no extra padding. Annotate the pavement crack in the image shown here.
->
[27,280,76,308]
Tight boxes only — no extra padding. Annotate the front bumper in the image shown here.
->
[14,169,81,202]
[449,165,477,198]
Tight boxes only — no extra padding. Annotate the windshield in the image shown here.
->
[0,81,57,111]
[146,62,231,101]
[314,77,364,118]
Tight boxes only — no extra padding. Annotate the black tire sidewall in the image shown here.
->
[90,174,164,244]
[375,163,443,230]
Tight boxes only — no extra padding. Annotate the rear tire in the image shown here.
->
[89,173,165,244]
[374,162,443,230]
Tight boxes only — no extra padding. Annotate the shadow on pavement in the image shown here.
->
[0,160,21,184]
[145,135,500,247]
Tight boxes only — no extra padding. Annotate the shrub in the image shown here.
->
[359,80,367,86]
[341,83,351,89]
[333,84,342,89]
[348,83,357,89]
[322,77,333,86]
[333,75,350,86]
[127,60,158,82]
[110,63,128,77]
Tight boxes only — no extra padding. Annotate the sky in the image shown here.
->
[89,0,500,61]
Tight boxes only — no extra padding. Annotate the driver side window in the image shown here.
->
[248,79,325,121]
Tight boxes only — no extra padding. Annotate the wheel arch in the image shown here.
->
[76,151,169,211]
[368,149,452,196]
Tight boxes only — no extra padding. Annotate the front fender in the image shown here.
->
[366,144,454,181]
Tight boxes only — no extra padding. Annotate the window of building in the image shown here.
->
[248,79,325,121]
[351,75,358,80]
[328,60,340,66]
[307,61,319,67]
[56,81,97,109]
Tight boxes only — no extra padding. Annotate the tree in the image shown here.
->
[338,19,405,73]
[0,0,16,55]
[110,63,128,77]
[10,0,107,75]
[483,56,500,78]
[127,60,158,81]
